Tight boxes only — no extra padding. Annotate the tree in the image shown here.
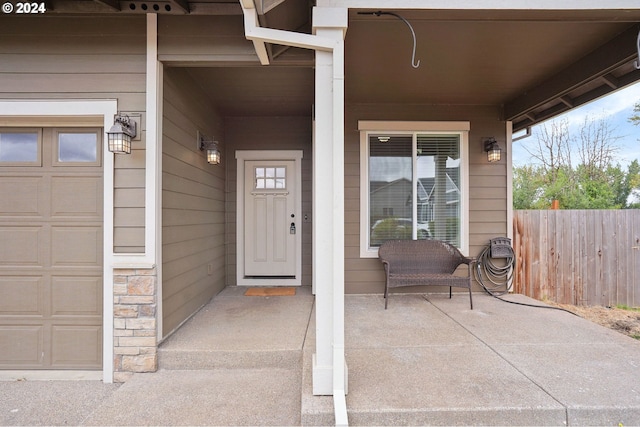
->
[513,165,542,209]
[525,118,572,180]
[514,114,636,209]
[630,101,640,126]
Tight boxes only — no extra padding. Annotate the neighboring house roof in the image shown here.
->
[419,173,460,205]
[371,178,429,202]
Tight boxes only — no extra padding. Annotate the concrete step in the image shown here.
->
[157,286,314,371]
[158,347,303,370]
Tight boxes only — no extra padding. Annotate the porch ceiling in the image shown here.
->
[347,11,640,131]
[45,1,640,130]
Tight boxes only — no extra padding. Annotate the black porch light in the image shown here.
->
[483,137,501,163]
[107,113,136,154]
[198,132,221,165]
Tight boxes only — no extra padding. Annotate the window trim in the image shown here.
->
[358,121,470,258]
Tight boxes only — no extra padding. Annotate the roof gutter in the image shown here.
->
[239,2,348,426]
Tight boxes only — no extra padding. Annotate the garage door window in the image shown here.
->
[0,130,40,165]
[56,130,100,165]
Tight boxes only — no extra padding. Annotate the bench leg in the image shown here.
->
[449,287,452,299]
[468,287,473,310]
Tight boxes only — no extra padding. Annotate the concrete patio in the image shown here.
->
[2,286,640,426]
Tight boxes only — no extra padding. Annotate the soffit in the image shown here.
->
[41,1,640,130]
[346,12,640,130]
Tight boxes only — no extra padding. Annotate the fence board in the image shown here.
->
[633,211,640,307]
[513,210,640,307]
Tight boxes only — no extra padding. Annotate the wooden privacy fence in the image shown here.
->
[513,210,640,307]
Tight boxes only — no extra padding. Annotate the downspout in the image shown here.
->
[240,3,348,426]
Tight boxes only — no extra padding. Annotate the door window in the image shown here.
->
[255,166,286,190]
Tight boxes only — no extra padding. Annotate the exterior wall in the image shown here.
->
[161,68,226,337]
[158,15,255,63]
[225,117,313,287]
[0,15,147,253]
[345,103,508,294]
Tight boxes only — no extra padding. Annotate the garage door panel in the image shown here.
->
[0,227,42,266]
[51,276,101,316]
[51,226,101,267]
[1,126,103,371]
[0,326,43,367]
[51,176,102,218]
[51,326,101,368]
[0,276,43,315]
[0,177,43,217]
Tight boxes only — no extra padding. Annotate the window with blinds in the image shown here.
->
[367,132,462,249]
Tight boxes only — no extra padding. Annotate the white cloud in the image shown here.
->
[562,81,640,126]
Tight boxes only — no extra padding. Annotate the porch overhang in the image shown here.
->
[505,25,640,132]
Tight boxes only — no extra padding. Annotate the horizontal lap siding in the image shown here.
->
[158,15,257,64]
[162,68,226,338]
[0,15,147,253]
[345,104,508,294]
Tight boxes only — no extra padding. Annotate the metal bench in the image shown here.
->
[378,239,474,309]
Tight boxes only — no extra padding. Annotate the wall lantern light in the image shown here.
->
[107,113,137,154]
[483,137,502,162]
[198,132,221,165]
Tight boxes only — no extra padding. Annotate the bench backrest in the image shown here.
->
[378,239,466,275]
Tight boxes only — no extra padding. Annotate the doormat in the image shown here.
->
[244,287,296,296]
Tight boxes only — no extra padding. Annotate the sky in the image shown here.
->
[512,81,640,168]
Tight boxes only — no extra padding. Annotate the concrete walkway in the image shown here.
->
[2,287,640,426]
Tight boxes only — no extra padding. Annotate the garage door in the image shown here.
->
[0,128,103,370]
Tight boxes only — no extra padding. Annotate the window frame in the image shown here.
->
[53,128,102,167]
[0,128,42,166]
[359,121,470,258]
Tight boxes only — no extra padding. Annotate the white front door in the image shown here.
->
[236,151,303,285]
[244,160,296,276]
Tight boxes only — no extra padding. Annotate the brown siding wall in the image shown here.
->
[0,15,147,253]
[225,117,313,286]
[345,104,508,294]
[158,15,256,64]
[161,68,226,337]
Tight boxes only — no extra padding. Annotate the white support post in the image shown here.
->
[146,13,163,340]
[312,7,348,399]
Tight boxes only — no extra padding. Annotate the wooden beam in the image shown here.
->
[169,0,190,14]
[601,73,619,89]
[559,95,574,108]
[505,24,639,121]
[93,0,120,11]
